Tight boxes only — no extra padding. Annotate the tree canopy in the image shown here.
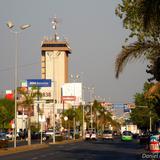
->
[0,98,14,130]
[115,0,160,81]
[131,82,159,130]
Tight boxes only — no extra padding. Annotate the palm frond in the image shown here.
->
[115,41,160,78]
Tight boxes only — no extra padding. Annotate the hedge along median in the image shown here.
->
[0,143,48,156]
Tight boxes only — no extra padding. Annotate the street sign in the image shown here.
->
[27,79,51,87]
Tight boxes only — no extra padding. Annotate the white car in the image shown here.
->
[102,130,113,140]
[85,131,91,140]
[6,132,19,140]
[45,130,61,137]
[90,132,97,140]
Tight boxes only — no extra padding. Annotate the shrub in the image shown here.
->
[55,135,63,141]
[0,140,8,148]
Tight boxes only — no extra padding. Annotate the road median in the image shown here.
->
[0,138,83,156]
[0,143,48,156]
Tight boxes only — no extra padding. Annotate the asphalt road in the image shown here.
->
[0,138,146,160]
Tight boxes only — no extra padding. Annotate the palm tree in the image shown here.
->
[115,41,160,78]
[115,0,160,79]
[0,98,14,131]
[90,100,117,131]
[137,0,160,32]
[62,108,75,130]
[145,82,160,116]
[18,87,41,145]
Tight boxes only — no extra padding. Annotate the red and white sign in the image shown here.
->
[5,90,14,100]
[61,96,76,101]
[61,83,82,105]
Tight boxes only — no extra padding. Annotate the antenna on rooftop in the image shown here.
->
[51,16,60,41]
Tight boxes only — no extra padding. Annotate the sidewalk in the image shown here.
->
[0,138,82,156]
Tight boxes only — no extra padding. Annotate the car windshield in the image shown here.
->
[103,130,112,134]
[123,131,132,136]
[86,131,90,134]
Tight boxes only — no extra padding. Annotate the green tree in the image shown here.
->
[131,82,158,130]
[0,98,14,131]
[18,86,41,145]
[115,0,160,80]
[130,106,150,130]
[145,82,160,116]
[75,105,83,130]
[85,100,120,131]
[62,108,75,130]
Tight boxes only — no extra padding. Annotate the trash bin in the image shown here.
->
[149,135,160,153]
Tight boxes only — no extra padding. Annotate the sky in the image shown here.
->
[0,0,150,103]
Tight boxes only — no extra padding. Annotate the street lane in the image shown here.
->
[0,138,145,160]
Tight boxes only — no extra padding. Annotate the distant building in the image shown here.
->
[16,17,72,131]
[41,40,71,103]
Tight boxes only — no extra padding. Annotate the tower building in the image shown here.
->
[41,17,71,103]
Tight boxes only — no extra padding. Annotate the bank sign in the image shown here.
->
[27,79,51,87]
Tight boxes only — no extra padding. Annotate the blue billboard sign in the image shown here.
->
[27,79,51,87]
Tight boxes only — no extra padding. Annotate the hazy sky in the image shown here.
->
[0,0,149,103]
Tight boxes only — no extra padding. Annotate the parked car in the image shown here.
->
[6,132,19,140]
[139,131,151,145]
[63,131,73,140]
[90,131,97,140]
[45,130,61,136]
[85,131,91,140]
[0,133,7,141]
[121,131,133,141]
[31,132,49,141]
[102,130,113,140]
[0,133,8,148]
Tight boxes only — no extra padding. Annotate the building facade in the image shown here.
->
[41,40,71,103]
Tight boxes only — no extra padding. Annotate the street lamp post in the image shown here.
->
[7,21,31,148]
[52,80,56,144]
[64,116,68,142]
[88,87,95,131]
[52,101,55,144]
[82,85,86,140]
[70,74,80,140]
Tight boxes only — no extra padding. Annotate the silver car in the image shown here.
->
[102,130,113,140]
[0,133,7,140]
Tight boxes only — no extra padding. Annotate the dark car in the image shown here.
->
[19,131,49,141]
[31,132,49,141]
[139,132,150,145]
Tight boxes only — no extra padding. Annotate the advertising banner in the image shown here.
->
[62,83,82,105]
[27,79,51,87]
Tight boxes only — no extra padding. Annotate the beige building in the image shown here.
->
[17,17,72,131]
[41,40,71,103]
[37,40,71,130]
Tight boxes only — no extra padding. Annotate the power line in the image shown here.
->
[0,61,40,72]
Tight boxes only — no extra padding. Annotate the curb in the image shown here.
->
[0,144,49,156]
[0,138,83,156]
